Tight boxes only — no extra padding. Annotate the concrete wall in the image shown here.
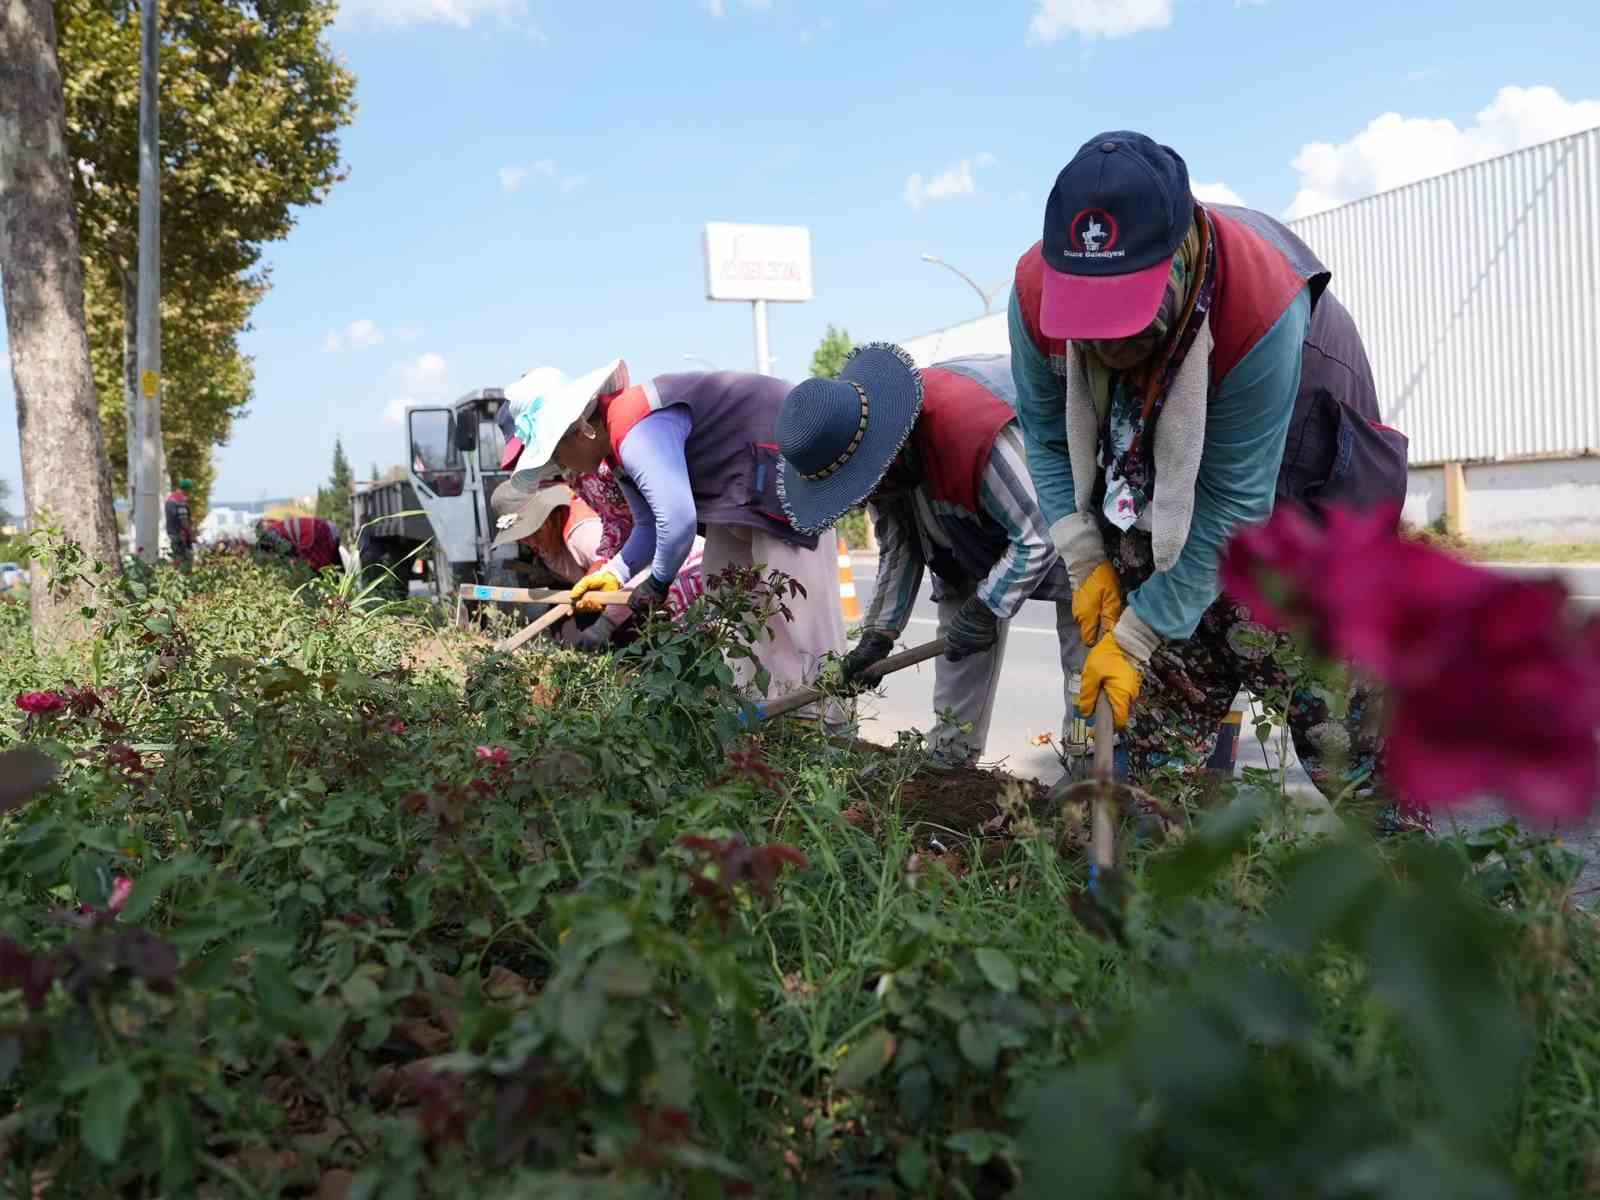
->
[1404,457,1600,540]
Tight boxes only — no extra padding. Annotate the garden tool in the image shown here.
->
[755,638,947,722]
[1052,693,1146,942]
[493,587,633,653]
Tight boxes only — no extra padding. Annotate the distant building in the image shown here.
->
[199,507,256,544]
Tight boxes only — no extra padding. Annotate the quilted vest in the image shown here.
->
[601,372,819,550]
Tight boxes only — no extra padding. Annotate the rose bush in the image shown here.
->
[0,530,1597,1197]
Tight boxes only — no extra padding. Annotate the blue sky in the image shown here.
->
[3,0,1599,505]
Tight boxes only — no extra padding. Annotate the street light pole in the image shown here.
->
[920,254,1004,315]
[133,0,163,564]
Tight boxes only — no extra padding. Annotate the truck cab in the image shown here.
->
[403,389,519,594]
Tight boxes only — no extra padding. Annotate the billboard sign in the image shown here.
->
[703,222,813,303]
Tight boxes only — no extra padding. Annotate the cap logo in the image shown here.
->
[1066,208,1123,260]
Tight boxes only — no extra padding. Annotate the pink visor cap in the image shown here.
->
[1037,131,1193,341]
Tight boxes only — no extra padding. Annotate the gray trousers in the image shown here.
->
[929,581,1087,764]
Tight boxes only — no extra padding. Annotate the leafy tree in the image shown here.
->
[369,462,380,485]
[809,324,854,379]
[0,476,11,527]
[1,0,122,642]
[55,0,357,514]
[316,438,353,523]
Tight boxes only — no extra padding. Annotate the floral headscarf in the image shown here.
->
[1077,209,1216,529]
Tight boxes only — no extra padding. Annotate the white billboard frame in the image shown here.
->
[702,222,813,303]
[701,222,813,375]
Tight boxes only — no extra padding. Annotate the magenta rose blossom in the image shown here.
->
[1222,507,1600,823]
[15,692,68,715]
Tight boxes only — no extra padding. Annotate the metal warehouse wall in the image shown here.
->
[1288,127,1600,466]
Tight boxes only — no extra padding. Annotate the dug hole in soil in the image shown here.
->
[842,740,1051,842]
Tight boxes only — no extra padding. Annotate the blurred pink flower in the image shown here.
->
[107,874,135,914]
[1223,507,1600,823]
[15,691,68,715]
[475,745,509,766]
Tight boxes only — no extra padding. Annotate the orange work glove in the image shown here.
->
[1078,631,1142,730]
[1071,561,1125,646]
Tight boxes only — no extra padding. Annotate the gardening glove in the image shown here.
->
[571,562,625,612]
[1072,562,1125,647]
[830,629,895,691]
[625,573,672,619]
[1077,608,1162,729]
[1052,512,1122,645]
[573,611,621,653]
[943,597,1000,663]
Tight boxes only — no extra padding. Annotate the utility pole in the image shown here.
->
[133,0,162,563]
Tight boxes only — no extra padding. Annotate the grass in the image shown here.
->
[1401,522,1600,564]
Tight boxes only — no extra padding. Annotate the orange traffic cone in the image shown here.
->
[838,550,861,623]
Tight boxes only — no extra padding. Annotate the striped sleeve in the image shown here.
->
[859,499,923,638]
[974,426,1059,620]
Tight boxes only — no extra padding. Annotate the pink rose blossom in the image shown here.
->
[15,691,68,715]
[1222,507,1600,823]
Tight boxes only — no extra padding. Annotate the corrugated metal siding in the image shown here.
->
[1289,127,1600,465]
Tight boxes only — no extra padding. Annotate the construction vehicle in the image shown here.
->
[351,387,546,600]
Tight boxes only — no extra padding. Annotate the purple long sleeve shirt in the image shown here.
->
[610,406,699,587]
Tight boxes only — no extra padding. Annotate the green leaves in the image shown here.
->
[973,947,1019,994]
[76,1065,142,1163]
[834,1028,895,1089]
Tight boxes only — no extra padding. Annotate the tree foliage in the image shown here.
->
[55,0,357,515]
[809,324,854,379]
[315,437,352,523]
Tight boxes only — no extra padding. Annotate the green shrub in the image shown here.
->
[1,539,1596,1197]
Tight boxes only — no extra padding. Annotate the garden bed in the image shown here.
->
[2,544,1598,1199]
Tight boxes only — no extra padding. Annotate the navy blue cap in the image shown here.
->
[1038,131,1193,340]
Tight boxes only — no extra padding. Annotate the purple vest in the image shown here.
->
[609,372,819,549]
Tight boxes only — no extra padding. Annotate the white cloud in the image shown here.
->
[499,159,588,194]
[1192,181,1245,206]
[1286,85,1600,218]
[323,318,386,353]
[704,0,769,15]
[383,353,452,426]
[338,0,538,31]
[904,153,997,211]
[1028,0,1173,41]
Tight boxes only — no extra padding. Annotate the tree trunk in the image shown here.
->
[0,0,121,645]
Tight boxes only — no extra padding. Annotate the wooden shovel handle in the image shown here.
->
[761,637,948,720]
[494,603,574,653]
[1090,694,1117,873]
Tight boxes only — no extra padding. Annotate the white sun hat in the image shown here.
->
[508,357,627,486]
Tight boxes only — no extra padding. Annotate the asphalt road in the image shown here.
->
[847,554,1600,894]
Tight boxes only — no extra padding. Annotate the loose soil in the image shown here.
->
[898,763,1045,835]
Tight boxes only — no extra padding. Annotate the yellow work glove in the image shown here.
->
[570,563,624,612]
[1071,561,1125,646]
[1078,631,1142,730]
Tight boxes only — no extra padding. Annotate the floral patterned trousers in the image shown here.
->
[1105,527,1412,825]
